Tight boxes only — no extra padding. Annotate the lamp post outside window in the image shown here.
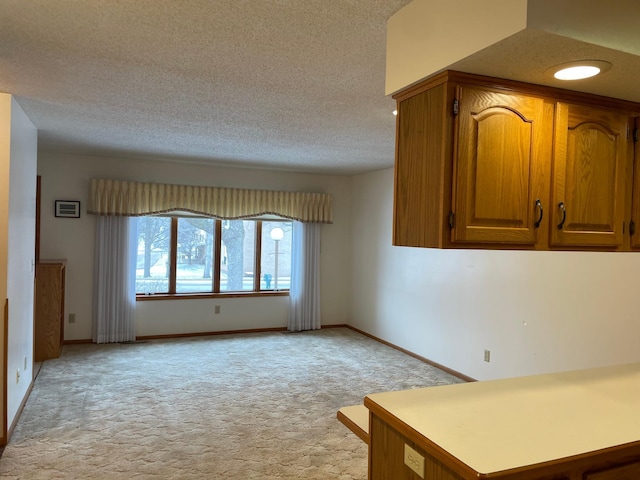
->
[270,227,284,290]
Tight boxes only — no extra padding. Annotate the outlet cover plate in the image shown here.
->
[404,444,424,478]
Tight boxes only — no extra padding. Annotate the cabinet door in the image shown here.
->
[452,86,547,244]
[551,103,629,247]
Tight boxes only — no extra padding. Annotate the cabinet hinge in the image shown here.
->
[448,211,455,229]
[630,220,636,236]
[634,128,639,143]
[453,98,459,116]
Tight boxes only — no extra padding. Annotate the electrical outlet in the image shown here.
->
[69,313,76,324]
[484,349,491,362]
[214,305,221,315]
[404,444,424,478]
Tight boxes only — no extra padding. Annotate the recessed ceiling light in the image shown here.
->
[547,60,612,81]
[555,65,600,80]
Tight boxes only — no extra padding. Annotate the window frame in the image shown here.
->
[136,217,290,301]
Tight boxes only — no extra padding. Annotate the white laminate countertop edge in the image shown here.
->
[365,362,640,474]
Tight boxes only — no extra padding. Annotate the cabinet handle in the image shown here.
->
[534,199,543,228]
[557,202,566,230]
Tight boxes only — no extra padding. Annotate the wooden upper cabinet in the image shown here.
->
[452,86,548,244]
[392,71,640,252]
[550,103,630,248]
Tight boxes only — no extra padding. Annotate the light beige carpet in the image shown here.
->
[0,328,463,479]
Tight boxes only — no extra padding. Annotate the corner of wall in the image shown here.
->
[5,96,38,437]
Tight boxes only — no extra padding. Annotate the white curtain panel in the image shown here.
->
[287,222,321,331]
[93,216,137,343]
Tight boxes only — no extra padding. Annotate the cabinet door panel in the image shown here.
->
[453,86,545,244]
[474,108,529,223]
[393,84,448,247]
[551,103,628,247]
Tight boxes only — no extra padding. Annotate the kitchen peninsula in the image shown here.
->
[341,363,640,479]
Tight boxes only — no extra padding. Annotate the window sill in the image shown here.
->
[136,291,289,301]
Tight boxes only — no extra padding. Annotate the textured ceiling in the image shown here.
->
[4,1,640,176]
[0,0,409,175]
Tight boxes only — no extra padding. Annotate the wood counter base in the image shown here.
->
[369,414,461,480]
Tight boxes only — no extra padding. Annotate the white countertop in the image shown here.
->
[365,362,640,475]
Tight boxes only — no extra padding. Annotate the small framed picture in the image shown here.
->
[55,200,81,218]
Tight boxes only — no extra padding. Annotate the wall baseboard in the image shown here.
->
[62,323,473,382]
[136,326,287,341]
[2,299,7,446]
[63,339,93,345]
[5,376,35,445]
[344,325,476,383]
[65,327,290,345]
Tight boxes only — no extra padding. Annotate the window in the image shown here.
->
[220,220,255,292]
[135,216,292,296]
[261,221,292,291]
[136,216,171,294]
[176,218,215,293]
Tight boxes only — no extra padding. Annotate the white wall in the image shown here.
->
[0,95,10,439]
[39,153,640,381]
[5,98,37,428]
[136,296,289,336]
[37,152,351,340]
[350,168,640,381]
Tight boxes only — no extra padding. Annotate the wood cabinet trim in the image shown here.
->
[399,71,640,114]
[392,70,450,103]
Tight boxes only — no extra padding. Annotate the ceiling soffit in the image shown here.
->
[386,0,640,103]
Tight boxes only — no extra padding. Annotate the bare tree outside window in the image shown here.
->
[221,220,255,292]
[136,216,171,293]
[175,218,215,293]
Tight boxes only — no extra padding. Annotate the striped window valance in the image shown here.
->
[88,179,333,224]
